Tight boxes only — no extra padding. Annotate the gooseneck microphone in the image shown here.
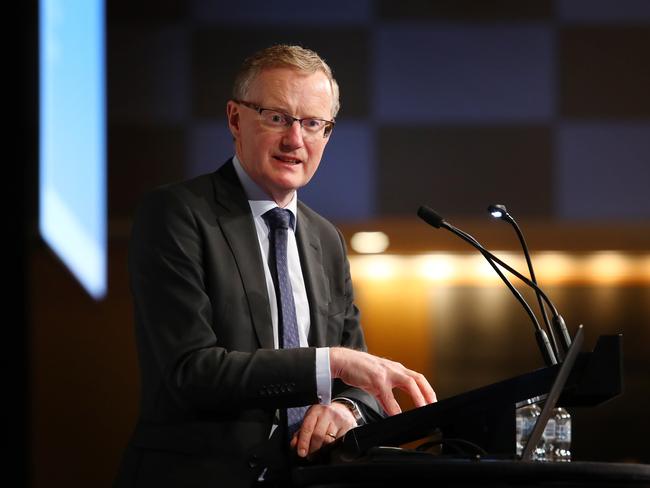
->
[488,204,560,358]
[487,204,572,355]
[417,205,558,367]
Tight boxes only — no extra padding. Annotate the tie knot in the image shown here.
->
[263,207,293,230]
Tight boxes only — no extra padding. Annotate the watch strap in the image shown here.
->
[333,397,365,426]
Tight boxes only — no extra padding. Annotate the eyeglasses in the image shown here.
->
[235,100,335,139]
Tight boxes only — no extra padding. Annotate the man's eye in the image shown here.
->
[305,119,323,129]
[269,113,284,124]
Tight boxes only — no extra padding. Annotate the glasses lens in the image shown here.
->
[301,118,325,133]
[260,110,288,127]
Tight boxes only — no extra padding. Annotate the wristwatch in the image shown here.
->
[333,398,365,426]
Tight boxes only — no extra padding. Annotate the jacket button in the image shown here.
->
[248,454,259,468]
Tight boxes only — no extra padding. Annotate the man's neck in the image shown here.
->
[270,192,295,208]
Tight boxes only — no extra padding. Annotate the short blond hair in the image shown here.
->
[232,44,340,118]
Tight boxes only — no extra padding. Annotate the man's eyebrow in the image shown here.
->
[266,105,292,114]
[265,105,329,120]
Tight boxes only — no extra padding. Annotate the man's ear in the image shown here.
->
[226,101,240,139]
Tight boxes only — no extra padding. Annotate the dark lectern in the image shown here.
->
[293,333,650,487]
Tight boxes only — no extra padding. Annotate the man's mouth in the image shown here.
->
[273,156,302,165]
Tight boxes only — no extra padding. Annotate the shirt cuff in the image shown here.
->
[315,347,331,405]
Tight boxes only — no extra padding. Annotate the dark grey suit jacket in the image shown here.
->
[114,160,382,488]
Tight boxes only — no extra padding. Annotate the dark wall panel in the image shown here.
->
[378,125,553,217]
[108,23,190,125]
[377,0,555,21]
[373,24,554,123]
[191,0,372,24]
[557,123,650,220]
[109,125,186,216]
[560,27,650,118]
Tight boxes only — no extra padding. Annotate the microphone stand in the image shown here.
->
[488,204,565,359]
[418,206,569,366]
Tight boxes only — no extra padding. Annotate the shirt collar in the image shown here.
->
[232,155,298,231]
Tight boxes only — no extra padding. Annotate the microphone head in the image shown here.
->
[417,206,446,228]
[488,203,510,221]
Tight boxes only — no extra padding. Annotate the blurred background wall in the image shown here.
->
[20,0,649,486]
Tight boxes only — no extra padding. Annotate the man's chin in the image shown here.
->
[271,171,308,190]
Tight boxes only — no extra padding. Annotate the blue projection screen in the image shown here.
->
[39,0,106,299]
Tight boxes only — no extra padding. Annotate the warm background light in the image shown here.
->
[350,252,650,286]
[350,231,390,254]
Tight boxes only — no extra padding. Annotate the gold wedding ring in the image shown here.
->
[326,432,336,439]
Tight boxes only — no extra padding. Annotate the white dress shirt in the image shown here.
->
[232,156,331,405]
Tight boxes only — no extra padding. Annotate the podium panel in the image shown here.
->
[293,459,650,488]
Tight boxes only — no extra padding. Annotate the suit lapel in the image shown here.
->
[210,161,275,349]
[296,205,330,348]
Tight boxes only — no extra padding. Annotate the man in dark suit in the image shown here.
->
[115,45,435,487]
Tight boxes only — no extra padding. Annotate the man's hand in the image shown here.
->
[329,347,437,416]
[290,402,357,457]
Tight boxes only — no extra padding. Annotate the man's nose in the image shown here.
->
[281,120,305,148]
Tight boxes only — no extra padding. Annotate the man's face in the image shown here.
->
[227,67,334,206]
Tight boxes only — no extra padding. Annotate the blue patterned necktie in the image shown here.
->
[263,207,309,437]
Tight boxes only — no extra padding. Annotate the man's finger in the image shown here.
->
[414,372,437,403]
[308,414,330,454]
[296,411,317,457]
[324,423,338,442]
[380,390,402,416]
[395,374,426,408]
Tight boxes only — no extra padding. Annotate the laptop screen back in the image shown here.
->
[521,324,584,461]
